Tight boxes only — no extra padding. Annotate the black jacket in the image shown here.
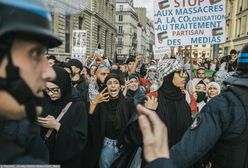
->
[40,66,88,168]
[170,72,248,168]
[82,96,136,168]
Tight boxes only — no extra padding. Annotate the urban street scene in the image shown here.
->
[0,0,248,167]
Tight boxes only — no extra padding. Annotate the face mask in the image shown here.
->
[196,91,206,103]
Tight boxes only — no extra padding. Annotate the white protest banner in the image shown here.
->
[153,45,171,59]
[154,0,226,47]
[72,30,87,61]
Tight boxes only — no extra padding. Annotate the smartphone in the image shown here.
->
[99,84,108,93]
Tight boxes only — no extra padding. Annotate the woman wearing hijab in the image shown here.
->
[124,73,145,104]
[38,66,87,168]
[206,82,221,101]
[194,80,207,112]
[152,58,192,148]
[87,72,137,168]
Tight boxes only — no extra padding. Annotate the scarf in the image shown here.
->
[157,72,192,148]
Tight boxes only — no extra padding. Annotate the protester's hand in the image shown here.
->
[144,96,158,111]
[123,79,130,96]
[135,55,142,62]
[137,104,169,162]
[38,115,61,131]
[125,79,130,89]
[92,87,109,105]
[94,53,103,61]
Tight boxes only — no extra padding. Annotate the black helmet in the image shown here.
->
[0,0,62,48]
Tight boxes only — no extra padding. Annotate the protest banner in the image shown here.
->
[154,0,226,47]
[72,30,87,61]
[153,45,171,59]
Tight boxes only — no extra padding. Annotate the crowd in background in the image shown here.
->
[39,48,238,168]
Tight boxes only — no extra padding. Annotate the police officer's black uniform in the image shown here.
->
[145,44,248,168]
[0,0,61,163]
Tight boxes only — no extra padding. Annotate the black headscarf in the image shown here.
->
[42,66,78,118]
[41,66,86,162]
[157,72,192,148]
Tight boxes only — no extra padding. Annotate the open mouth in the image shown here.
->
[110,89,118,95]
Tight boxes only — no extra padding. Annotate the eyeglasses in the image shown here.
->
[45,87,60,94]
[175,69,187,77]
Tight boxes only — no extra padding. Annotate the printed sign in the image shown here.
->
[153,45,171,59]
[154,0,226,46]
[71,30,87,61]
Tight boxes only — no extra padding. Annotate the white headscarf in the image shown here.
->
[207,82,221,95]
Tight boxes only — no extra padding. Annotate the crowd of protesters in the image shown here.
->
[1,1,248,167]
[40,48,238,168]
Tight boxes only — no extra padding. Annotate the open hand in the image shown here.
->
[137,104,169,162]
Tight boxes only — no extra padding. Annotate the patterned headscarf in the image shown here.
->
[149,58,184,92]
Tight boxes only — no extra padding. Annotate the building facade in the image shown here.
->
[116,0,138,61]
[220,0,248,56]
[49,0,116,61]
[137,23,147,56]
[146,19,155,58]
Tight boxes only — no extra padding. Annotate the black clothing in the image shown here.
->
[105,98,119,139]
[82,95,136,168]
[145,158,175,168]
[41,66,87,168]
[227,59,237,72]
[0,120,48,164]
[157,72,192,148]
[168,72,248,168]
[126,86,145,104]
[72,77,89,109]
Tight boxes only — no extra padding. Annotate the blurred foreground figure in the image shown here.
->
[0,0,61,163]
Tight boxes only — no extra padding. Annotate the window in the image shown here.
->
[118,26,123,33]
[120,5,123,11]
[78,16,83,30]
[97,25,101,43]
[117,38,122,45]
[65,33,70,53]
[51,13,54,32]
[241,16,246,34]
[105,30,108,56]
[118,49,122,54]
[226,23,229,37]
[65,15,70,33]
[119,15,123,21]
[65,15,70,53]
[202,45,206,47]
[236,18,241,37]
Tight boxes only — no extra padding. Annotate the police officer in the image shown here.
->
[0,0,61,163]
[138,43,248,168]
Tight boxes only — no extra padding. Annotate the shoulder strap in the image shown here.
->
[45,102,72,140]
